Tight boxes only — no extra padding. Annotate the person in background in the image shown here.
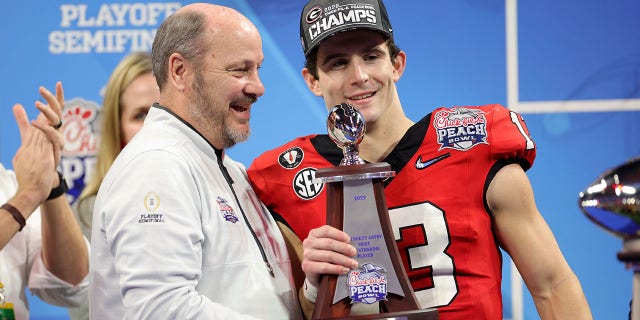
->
[68,52,158,320]
[73,52,157,241]
[0,83,89,320]
[247,0,592,318]
[89,3,302,319]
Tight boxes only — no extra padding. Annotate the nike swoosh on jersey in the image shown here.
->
[415,153,451,170]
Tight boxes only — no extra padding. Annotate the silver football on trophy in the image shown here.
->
[327,103,366,166]
[578,157,640,238]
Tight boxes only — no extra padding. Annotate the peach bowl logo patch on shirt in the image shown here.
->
[434,107,488,151]
[217,196,238,223]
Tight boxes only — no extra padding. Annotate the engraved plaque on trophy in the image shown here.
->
[312,103,438,320]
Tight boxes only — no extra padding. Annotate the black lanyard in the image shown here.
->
[216,149,274,278]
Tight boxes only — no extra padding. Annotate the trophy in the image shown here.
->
[312,103,438,320]
[578,157,640,320]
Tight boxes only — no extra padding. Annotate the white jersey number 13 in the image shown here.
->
[389,202,457,308]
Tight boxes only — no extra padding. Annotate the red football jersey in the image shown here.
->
[248,104,536,319]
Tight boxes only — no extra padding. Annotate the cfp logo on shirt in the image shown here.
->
[139,192,165,224]
[144,192,160,211]
[293,168,324,200]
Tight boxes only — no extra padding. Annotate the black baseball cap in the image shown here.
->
[300,0,393,56]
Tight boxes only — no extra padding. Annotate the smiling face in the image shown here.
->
[303,29,405,127]
[186,16,265,149]
[119,72,159,144]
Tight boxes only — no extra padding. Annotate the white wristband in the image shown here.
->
[303,278,318,303]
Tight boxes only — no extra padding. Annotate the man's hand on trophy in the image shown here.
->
[301,225,359,287]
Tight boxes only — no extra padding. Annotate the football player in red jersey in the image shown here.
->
[247,0,592,318]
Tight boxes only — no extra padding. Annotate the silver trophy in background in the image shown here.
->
[578,157,640,320]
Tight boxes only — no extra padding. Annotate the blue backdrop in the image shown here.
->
[0,0,638,319]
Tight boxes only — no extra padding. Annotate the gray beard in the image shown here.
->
[190,72,250,149]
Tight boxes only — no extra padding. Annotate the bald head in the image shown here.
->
[180,3,252,25]
[149,3,264,149]
[151,3,259,91]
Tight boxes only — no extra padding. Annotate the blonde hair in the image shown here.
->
[77,52,153,227]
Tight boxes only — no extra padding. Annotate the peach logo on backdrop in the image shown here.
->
[62,98,100,156]
[60,98,100,203]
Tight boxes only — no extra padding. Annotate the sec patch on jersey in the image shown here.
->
[293,167,324,200]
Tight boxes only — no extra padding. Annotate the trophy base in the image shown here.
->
[313,308,439,320]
